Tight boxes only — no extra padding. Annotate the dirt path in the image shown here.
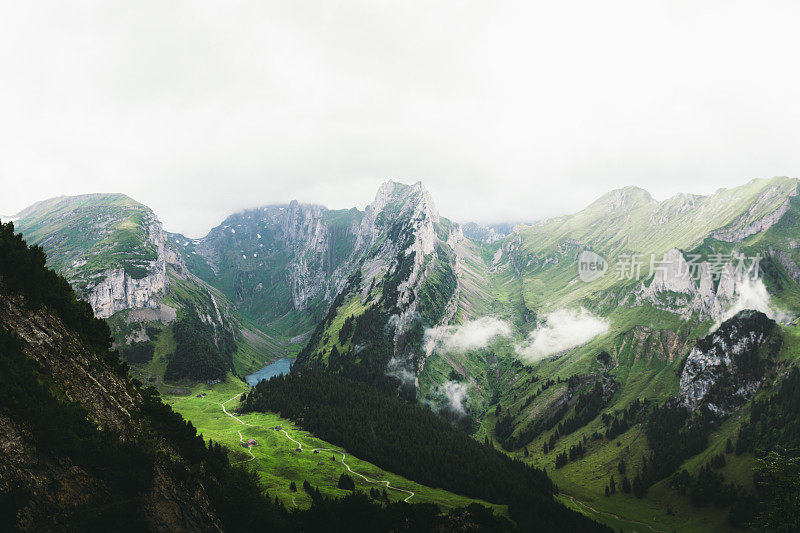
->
[235,430,256,463]
[564,495,667,533]
[220,393,415,503]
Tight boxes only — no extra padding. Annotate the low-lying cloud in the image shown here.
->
[715,278,792,329]
[438,380,470,416]
[515,308,609,363]
[386,356,418,388]
[424,316,512,354]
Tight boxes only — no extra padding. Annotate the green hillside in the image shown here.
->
[10,177,800,531]
[512,176,798,311]
[12,195,268,384]
[164,377,505,513]
[13,193,160,283]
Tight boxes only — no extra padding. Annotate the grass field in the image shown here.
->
[164,377,506,514]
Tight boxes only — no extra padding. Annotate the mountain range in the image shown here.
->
[5,175,800,531]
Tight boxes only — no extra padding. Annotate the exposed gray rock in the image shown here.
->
[768,246,800,282]
[710,184,797,242]
[638,248,753,320]
[678,310,778,415]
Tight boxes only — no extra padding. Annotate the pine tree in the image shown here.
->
[329,345,341,368]
[338,473,356,491]
[632,474,647,499]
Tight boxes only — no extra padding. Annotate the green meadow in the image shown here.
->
[164,377,505,514]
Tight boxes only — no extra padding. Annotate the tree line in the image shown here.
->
[239,370,609,532]
[0,221,527,532]
[164,311,236,381]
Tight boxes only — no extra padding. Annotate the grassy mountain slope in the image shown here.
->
[443,177,800,531]
[163,378,504,513]
[0,220,532,532]
[508,176,797,311]
[13,193,160,283]
[10,195,266,384]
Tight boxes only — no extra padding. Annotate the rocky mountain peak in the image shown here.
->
[637,247,760,320]
[369,180,440,223]
[678,310,779,415]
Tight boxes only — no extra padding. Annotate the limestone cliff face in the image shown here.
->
[86,215,171,318]
[367,182,444,335]
[194,201,359,319]
[12,196,238,367]
[710,183,797,242]
[189,181,461,339]
[638,247,757,320]
[290,181,467,377]
[13,195,188,320]
[197,201,341,309]
[678,310,779,415]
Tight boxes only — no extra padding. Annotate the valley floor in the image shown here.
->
[164,377,506,514]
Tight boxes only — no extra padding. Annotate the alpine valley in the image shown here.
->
[4,175,800,531]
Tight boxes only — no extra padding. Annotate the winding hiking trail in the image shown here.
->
[564,495,667,533]
[221,393,415,503]
[235,430,256,463]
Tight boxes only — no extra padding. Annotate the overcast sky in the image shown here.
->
[2,1,800,237]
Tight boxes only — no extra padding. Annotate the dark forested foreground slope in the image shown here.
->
[0,221,608,532]
[240,371,609,531]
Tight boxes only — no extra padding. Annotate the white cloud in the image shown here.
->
[438,380,470,416]
[515,308,609,363]
[386,357,417,387]
[715,278,792,329]
[3,2,800,235]
[425,316,512,354]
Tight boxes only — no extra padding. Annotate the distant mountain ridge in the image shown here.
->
[9,175,800,531]
[10,176,800,387]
